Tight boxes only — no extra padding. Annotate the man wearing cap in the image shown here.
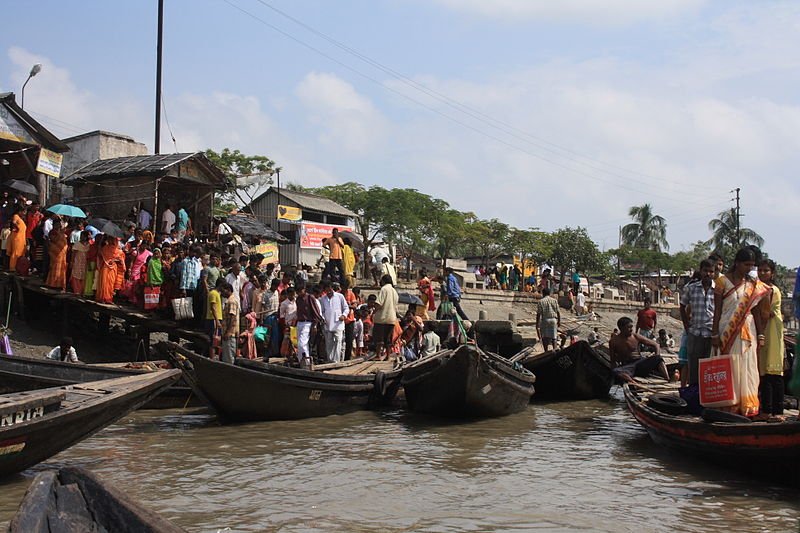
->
[445,267,469,320]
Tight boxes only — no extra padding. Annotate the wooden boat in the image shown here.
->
[8,466,185,532]
[0,370,181,478]
[162,342,402,422]
[401,344,536,418]
[623,382,800,486]
[518,341,613,401]
[0,353,198,409]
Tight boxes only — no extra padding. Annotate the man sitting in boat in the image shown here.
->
[46,337,80,363]
[609,317,669,384]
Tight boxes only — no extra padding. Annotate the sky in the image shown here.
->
[2,0,799,265]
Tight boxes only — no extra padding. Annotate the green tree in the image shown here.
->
[431,208,474,274]
[205,148,278,214]
[464,219,511,268]
[547,227,604,288]
[707,208,764,256]
[379,188,442,281]
[621,203,669,251]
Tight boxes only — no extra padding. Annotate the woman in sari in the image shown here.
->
[83,234,100,297]
[342,238,356,286]
[7,206,27,270]
[711,248,770,417]
[46,226,68,290]
[96,236,126,304]
[128,242,152,305]
[70,231,90,294]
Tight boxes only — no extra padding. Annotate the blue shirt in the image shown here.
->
[175,209,189,231]
[446,273,461,299]
[85,225,99,238]
[178,257,201,291]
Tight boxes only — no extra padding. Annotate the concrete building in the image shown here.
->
[60,130,147,178]
[248,186,356,267]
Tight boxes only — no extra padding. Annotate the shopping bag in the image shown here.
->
[171,296,194,320]
[143,286,160,310]
[699,355,737,407]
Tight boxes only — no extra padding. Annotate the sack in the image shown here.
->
[699,355,737,407]
[143,286,160,310]
[171,297,194,320]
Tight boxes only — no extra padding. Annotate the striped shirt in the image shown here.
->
[680,279,715,337]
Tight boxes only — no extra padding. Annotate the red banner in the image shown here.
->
[300,222,353,249]
[699,356,736,407]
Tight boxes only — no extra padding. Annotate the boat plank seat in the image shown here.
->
[326,361,396,375]
[0,390,65,417]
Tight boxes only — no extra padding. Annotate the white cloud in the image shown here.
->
[429,0,706,25]
[295,72,386,155]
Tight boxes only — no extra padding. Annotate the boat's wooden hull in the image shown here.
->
[402,345,535,418]
[9,466,185,532]
[0,354,198,409]
[623,384,800,485]
[521,341,613,401]
[179,350,400,422]
[0,370,181,478]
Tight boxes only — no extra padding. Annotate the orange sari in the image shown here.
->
[7,214,26,269]
[46,229,68,290]
[96,238,126,303]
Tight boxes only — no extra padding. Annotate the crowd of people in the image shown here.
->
[604,246,789,421]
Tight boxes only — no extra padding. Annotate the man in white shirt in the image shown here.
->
[47,337,80,363]
[319,281,349,363]
[224,259,247,306]
[161,204,176,235]
[575,290,587,316]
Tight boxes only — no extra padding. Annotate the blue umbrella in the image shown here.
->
[47,204,87,218]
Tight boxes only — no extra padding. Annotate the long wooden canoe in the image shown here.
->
[623,382,800,486]
[402,344,536,418]
[0,353,198,409]
[0,370,181,478]
[162,342,401,422]
[8,466,185,532]
[519,341,613,401]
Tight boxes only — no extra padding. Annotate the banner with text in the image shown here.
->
[254,241,279,265]
[36,148,63,178]
[277,205,302,222]
[300,222,353,249]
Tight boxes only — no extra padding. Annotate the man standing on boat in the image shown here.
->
[319,281,349,363]
[536,288,561,351]
[680,259,716,385]
[373,274,399,359]
[609,317,669,383]
[636,297,657,340]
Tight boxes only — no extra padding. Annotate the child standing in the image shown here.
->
[353,308,365,358]
[757,259,785,420]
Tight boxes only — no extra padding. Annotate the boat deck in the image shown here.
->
[630,377,800,420]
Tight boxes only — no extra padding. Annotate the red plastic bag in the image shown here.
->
[699,355,736,407]
[143,286,160,310]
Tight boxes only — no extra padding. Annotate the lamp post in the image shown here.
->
[21,64,42,109]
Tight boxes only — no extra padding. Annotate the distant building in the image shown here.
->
[0,92,70,201]
[248,186,356,267]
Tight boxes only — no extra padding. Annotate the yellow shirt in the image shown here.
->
[206,289,222,320]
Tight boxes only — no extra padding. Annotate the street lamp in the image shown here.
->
[21,63,42,109]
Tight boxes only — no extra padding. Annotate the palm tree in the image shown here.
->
[621,204,669,251]
[707,209,764,251]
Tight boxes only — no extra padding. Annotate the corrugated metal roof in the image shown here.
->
[226,213,288,242]
[64,152,226,187]
[252,186,356,218]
